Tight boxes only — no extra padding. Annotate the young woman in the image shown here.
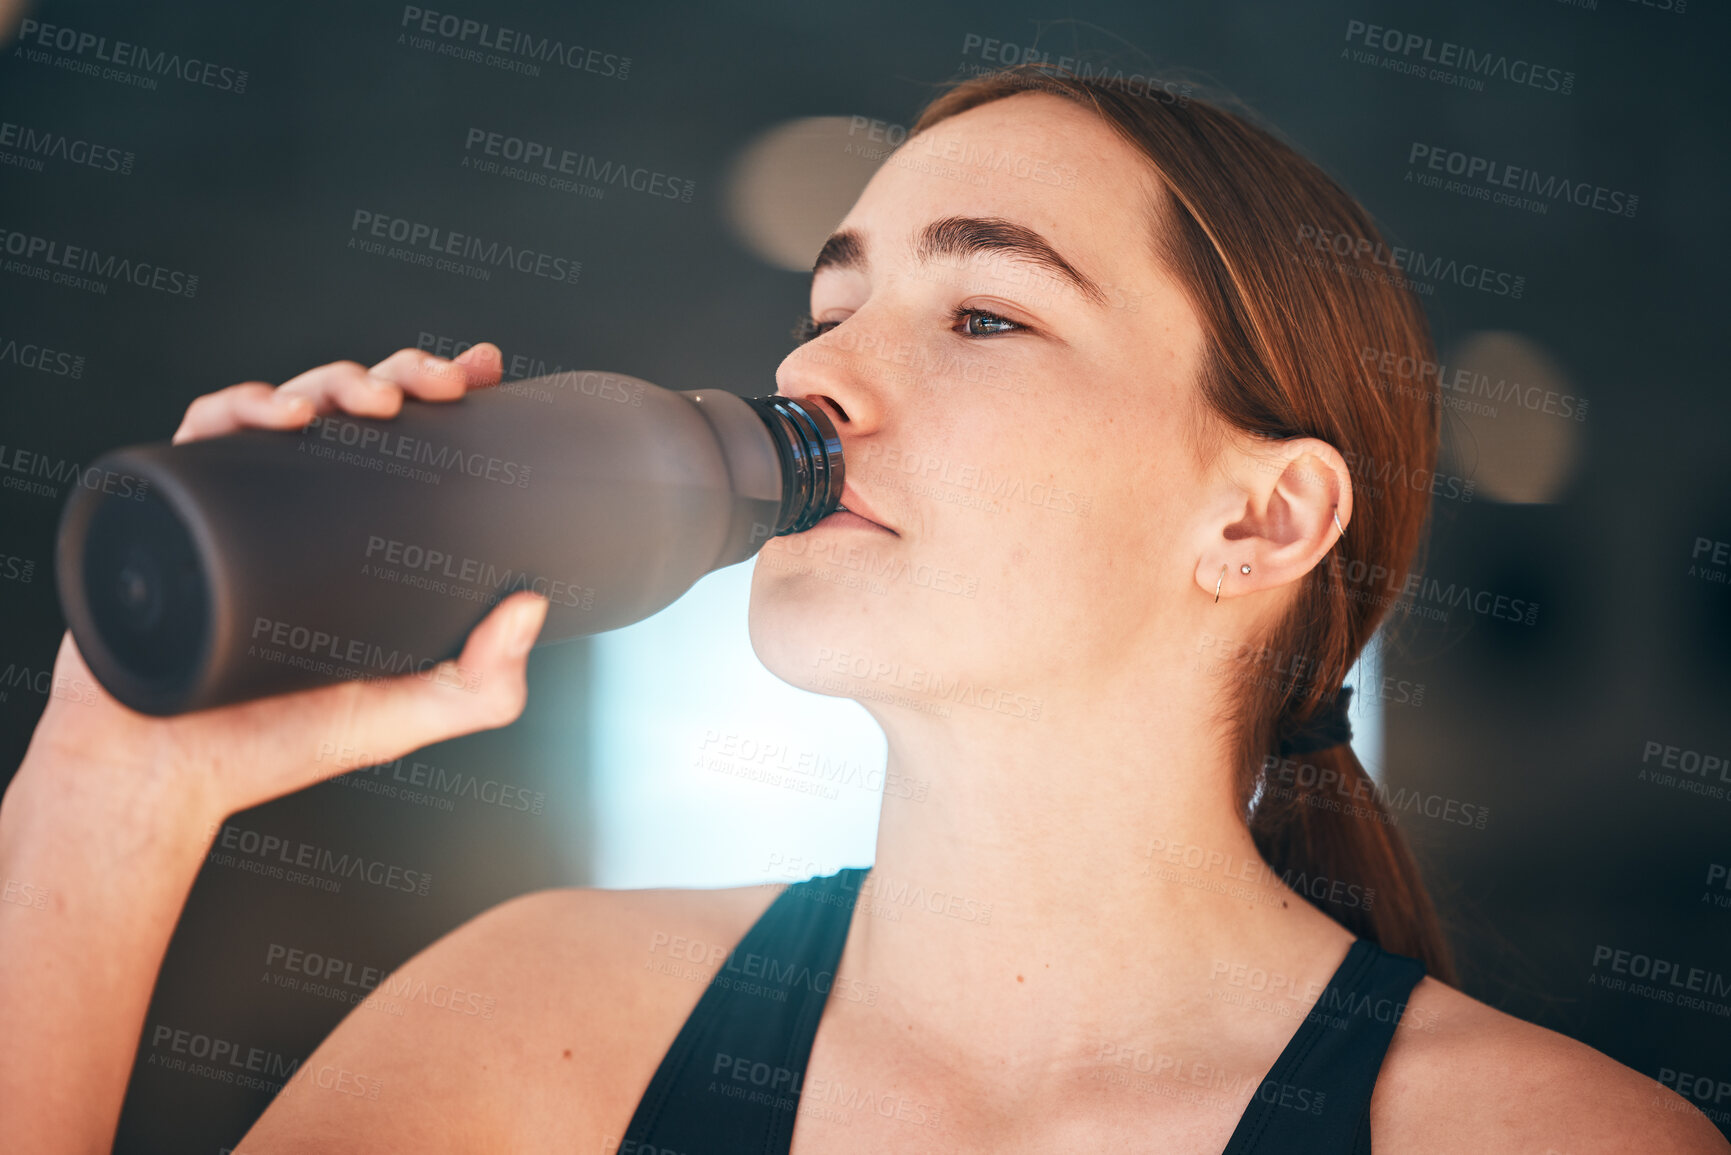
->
[2,66,1724,1154]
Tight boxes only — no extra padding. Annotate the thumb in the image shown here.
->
[318,591,550,768]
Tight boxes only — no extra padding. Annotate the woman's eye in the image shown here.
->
[953,308,1021,337]
[794,315,841,344]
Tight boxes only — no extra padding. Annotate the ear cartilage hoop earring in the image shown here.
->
[1333,508,1346,538]
[1215,564,1226,603]
[1240,564,1251,574]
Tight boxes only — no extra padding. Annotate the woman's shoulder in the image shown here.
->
[1370,975,1729,1154]
[241,881,785,1152]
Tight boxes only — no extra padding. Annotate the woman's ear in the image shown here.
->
[1193,436,1352,603]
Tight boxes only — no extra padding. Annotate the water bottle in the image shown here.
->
[54,372,844,716]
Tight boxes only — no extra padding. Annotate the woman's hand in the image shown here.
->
[0,341,548,1155]
[32,341,549,821]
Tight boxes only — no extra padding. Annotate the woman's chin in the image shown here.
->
[748,575,894,689]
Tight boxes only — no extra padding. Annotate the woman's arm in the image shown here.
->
[0,345,549,1154]
[0,718,220,1154]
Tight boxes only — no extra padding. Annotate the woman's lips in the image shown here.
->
[824,483,897,534]
[816,507,894,533]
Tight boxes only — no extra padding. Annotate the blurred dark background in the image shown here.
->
[1,0,1726,1149]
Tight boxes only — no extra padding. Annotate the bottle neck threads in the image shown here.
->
[742,395,845,534]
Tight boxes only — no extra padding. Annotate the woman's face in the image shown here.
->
[749,92,1218,715]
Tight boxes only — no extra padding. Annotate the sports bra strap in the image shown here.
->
[620,872,1424,1155]
[1220,939,1427,1155]
[619,867,867,1154]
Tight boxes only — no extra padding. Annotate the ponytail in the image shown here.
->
[916,66,1453,979]
[1250,741,1455,981]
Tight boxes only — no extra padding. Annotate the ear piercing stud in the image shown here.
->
[1216,562,1254,603]
[1217,509,1342,604]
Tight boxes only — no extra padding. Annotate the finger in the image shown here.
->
[274,592,550,793]
[453,341,504,389]
[367,348,471,402]
[172,383,315,444]
[369,341,504,398]
[276,360,404,420]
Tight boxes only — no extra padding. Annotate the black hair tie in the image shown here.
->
[1276,685,1355,757]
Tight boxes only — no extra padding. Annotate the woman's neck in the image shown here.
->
[845,672,1354,1070]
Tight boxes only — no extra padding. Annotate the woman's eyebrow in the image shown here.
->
[811,217,1108,306]
[812,229,867,275]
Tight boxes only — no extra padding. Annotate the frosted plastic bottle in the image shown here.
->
[55,372,843,716]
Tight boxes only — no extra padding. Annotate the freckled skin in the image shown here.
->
[750,93,1212,704]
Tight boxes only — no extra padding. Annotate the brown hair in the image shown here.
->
[912,66,1454,981]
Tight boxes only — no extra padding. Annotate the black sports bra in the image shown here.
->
[621,867,1425,1154]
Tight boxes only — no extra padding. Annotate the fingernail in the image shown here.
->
[455,342,490,366]
[506,597,546,658]
[272,392,308,410]
[362,373,393,392]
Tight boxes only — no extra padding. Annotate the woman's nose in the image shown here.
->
[774,324,890,434]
